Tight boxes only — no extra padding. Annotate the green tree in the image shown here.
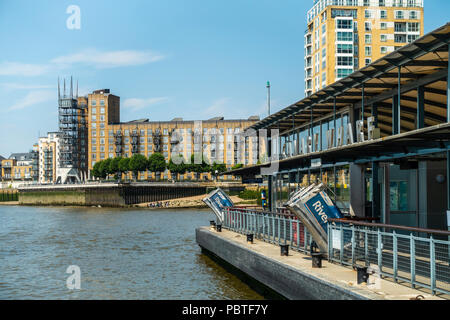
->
[168,155,187,181]
[188,153,211,181]
[129,154,148,181]
[109,156,123,180]
[232,163,244,170]
[211,162,227,181]
[92,161,102,179]
[148,153,166,181]
[118,157,130,180]
[100,158,112,180]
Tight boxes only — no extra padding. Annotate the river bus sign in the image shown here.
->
[203,188,234,223]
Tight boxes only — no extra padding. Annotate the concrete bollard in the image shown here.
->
[312,253,323,268]
[216,224,222,232]
[356,267,369,284]
[280,244,289,256]
[247,234,254,244]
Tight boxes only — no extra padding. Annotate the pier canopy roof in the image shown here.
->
[228,122,450,176]
[248,23,450,135]
[227,23,450,177]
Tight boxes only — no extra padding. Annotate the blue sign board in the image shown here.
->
[303,191,343,233]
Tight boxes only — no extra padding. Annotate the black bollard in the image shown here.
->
[312,253,323,268]
[247,234,254,244]
[280,244,289,256]
[216,224,222,232]
[356,267,369,284]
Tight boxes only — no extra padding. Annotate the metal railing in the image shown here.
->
[223,207,315,256]
[221,208,450,297]
[328,219,450,296]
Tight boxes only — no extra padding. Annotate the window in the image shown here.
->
[380,10,387,19]
[100,107,105,114]
[381,22,387,30]
[100,100,105,106]
[91,108,96,114]
[336,32,353,42]
[336,19,353,30]
[337,56,353,66]
[381,47,387,54]
[395,11,404,19]
[410,11,418,20]
[365,58,372,66]
[336,69,352,79]
[408,34,419,43]
[337,44,353,54]
[365,46,372,56]
[365,34,372,44]
[408,22,420,32]
[364,10,372,18]
[381,34,387,42]
[365,22,371,32]
[91,100,97,107]
[395,34,407,43]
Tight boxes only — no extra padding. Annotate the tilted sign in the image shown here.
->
[202,188,234,223]
[286,183,343,254]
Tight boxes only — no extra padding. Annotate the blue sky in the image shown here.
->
[0,0,449,155]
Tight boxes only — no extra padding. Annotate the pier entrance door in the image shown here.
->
[385,164,419,229]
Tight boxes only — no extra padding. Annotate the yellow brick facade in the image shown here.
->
[305,0,424,96]
[1,159,33,182]
[87,90,263,181]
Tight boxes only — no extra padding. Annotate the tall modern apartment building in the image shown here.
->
[304,0,424,96]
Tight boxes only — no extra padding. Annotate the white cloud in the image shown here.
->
[203,98,231,118]
[51,49,165,69]
[123,97,169,111]
[0,83,53,91]
[0,49,165,77]
[8,90,55,111]
[0,62,49,77]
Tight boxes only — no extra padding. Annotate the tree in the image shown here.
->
[109,156,123,180]
[211,162,227,181]
[92,161,102,180]
[168,155,187,181]
[129,154,148,181]
[148,153,166,181]
[232,163,244,170]
[188,153,211,181]
[118,157,130,180]
[100,158,112,180]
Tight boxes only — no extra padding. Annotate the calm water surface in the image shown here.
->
[0,205,263,300]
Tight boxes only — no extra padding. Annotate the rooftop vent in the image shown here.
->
[209,116,224,121]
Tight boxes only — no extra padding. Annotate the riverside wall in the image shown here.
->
[18,183,208,207]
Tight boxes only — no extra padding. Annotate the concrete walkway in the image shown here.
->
[197,227,446,300]
[0,201,19,206]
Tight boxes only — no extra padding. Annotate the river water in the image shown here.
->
[0,205,263,300]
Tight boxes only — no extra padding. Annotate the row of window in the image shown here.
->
[90,100,105,107]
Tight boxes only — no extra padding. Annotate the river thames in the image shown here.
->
[0,205,263,300]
